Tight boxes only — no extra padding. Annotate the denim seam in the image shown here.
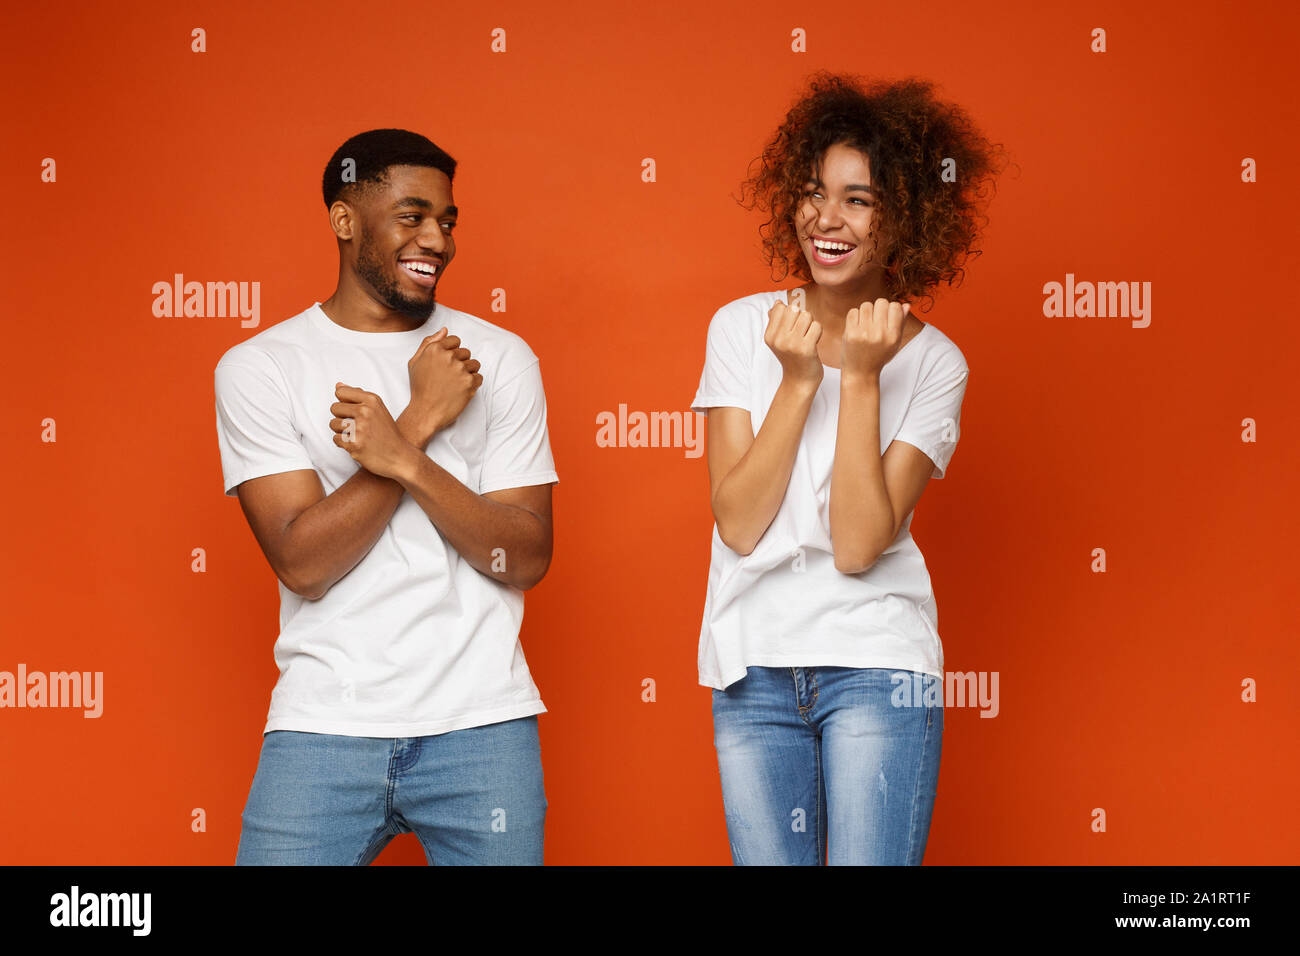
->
[906,697,934,865]
[384,739,399,821]
[356,740,402,867]
[413,830,436,866]
[354,821,394,866]
[792,667,819,723]
[814,734,825,864]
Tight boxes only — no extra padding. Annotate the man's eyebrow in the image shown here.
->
[805,178,875,193]
[392,196,458,216]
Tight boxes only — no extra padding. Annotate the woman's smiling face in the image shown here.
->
[795,142,885,288]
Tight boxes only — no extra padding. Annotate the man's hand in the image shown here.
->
[329,384,418,480]
[842,298,910,383]
[401,327,483,446]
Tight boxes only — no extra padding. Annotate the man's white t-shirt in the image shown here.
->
[214,301,558,737]
[690,289,969,690]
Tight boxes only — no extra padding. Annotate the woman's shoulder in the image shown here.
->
[914,317,970,376]
[708,288,789,330]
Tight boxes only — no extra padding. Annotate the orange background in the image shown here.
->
[2,0,1297,864]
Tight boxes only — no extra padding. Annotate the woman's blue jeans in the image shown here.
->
[234,715,545,865]
[712,666,942,865]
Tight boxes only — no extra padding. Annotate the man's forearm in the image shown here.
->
[391,450,551,590]
[829,373,894,573]
[278,412,427,599]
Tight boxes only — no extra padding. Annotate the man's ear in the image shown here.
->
[329,200,358,242]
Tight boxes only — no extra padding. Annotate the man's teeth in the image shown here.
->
[402,261,437,275]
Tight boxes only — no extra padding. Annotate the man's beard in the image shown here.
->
[356,232,435,321]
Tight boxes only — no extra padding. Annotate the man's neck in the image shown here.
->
[320,284,432,334]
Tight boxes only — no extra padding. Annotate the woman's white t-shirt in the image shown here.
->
[690,289,970,690]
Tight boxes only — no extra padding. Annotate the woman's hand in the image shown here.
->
[764,300,823,390]
[842,298,910,383]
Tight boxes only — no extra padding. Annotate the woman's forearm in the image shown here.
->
[829,372,894,572]
[712,378,819,555]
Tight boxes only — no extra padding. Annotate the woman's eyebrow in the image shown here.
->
[805,178,875,193]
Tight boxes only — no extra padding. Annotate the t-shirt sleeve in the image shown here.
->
[892,348,970,480]
[478,358,559,494]
[214,356,316,496]
[691,304,752,413]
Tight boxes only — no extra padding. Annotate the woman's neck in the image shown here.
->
[798,280,925,370]
[800,280,890,335]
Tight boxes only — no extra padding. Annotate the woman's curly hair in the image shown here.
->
[738,71,1014,312]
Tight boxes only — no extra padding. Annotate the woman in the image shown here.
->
[690,72,1008,865]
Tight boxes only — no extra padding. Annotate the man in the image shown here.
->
[214,128,557,865]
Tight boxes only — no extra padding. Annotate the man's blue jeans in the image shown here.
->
[235,715,545,865]
[712,667,942,865]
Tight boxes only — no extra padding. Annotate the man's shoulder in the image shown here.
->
[215,304,317,372]
[438,305,542,378]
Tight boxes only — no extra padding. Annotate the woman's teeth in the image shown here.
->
[812,240,855,263]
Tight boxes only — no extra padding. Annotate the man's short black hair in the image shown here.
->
[322,129,457,209]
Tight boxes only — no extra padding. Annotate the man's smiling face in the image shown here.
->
[353,164,459,320]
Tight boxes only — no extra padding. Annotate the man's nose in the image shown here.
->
[420,225,450,253]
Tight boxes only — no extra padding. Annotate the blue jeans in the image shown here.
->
[235,715,545,865]
[712,667,942,865]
